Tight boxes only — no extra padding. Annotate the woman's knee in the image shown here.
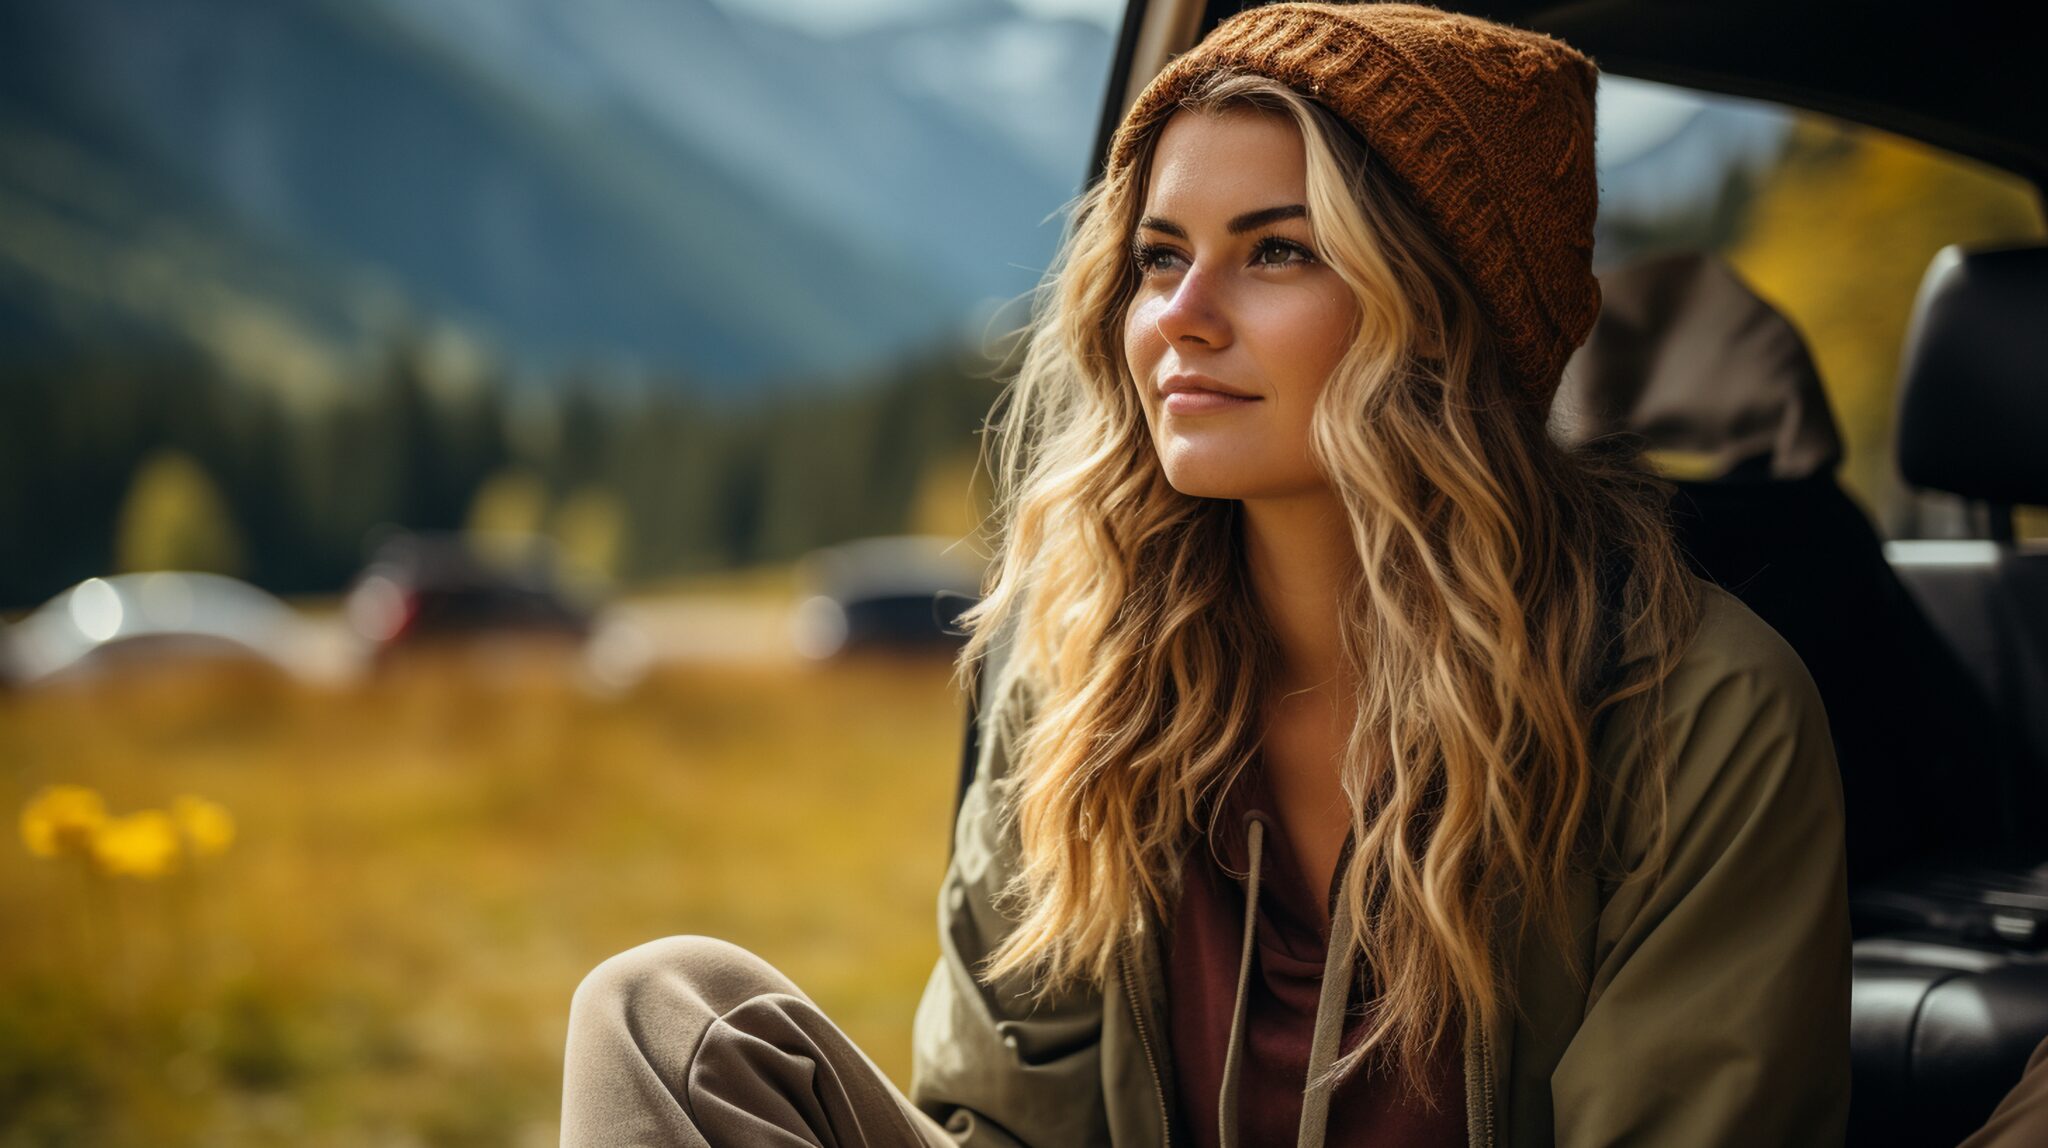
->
[570,935,808,1026]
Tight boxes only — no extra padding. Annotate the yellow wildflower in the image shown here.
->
[19,784,108,859]
[91,809,182,878]
[170,794,236,857]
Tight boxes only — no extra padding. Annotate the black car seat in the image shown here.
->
[1894,243,2048,817]
[1558,247,2048,1148]
[1867,243,2048,1148]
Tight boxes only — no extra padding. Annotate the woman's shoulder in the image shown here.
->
[1662,575,1829,725]
[1577,573,1848,955]
[1595,573,1838,820]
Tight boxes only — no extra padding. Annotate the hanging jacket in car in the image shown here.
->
[909,575,1852,1148]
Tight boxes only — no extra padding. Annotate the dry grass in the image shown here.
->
[1,631,969,1147]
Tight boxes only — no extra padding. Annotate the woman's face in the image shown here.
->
[1123,108,1360,502]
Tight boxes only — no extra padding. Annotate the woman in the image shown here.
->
[560,4,1852,1146]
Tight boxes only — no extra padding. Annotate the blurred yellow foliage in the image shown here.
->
[1724,120,2045,530]
[20,784,236,874]
[552,484,628,585]
[909,450,993,541]
[113,449,248,577]
[1642,448,1728,483]
[19,783,109,859]
[170,794,237,858]
[90,809,183,878]
[467,467,550,539]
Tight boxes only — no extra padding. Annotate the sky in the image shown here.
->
[707,0,1124,35]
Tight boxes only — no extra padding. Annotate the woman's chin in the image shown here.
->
[1161,465,1256,500]
[1160,458,1330,503]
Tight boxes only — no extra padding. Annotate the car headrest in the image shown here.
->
[1896,243,2048,506]
[1555,251,1843,483]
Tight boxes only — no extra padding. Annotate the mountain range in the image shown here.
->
[0,0,1116,399]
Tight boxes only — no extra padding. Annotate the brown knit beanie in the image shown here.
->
[1105,1,1602,403]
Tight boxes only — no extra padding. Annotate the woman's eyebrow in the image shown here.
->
[1136,204,1307,238]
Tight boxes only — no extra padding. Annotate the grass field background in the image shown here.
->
[2,597,969,1147]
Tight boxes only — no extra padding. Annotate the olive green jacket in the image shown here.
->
[909,578,1852,1147]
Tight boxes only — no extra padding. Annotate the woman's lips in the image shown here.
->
[1163,389,1260,415]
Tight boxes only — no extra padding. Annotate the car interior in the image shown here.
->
[1560,242,2048,1147]
[951,2,2048,1144]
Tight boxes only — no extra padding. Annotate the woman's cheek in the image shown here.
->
[1122,309,1161,409]
[1124,297,1160,356]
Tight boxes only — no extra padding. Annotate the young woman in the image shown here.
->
[559,5,1852,1146]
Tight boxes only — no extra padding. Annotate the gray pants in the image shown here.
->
[561,936,957,1148]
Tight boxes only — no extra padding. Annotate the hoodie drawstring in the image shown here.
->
[1217,817,1264,1148]
[1215,814,1359,1148]
[1300,857,1358,1147]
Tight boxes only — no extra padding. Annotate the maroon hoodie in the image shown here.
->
[1165,754,1466,1147]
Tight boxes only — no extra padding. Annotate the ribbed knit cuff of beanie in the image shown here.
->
[1104,1,1603,407]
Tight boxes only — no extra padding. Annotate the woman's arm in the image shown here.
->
[1553,589,1853,1146]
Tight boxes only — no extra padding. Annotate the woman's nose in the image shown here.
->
[1152,265,1231,349]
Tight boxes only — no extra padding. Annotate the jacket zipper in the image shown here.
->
[1119,946,1172,1146]
[1476,1015,1497,1148]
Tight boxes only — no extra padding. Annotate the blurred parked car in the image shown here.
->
[790,535,986,658]
[344,530,598,666]
[3,571,325,686]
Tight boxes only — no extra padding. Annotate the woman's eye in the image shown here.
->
[1132,242,1177,275]
[1252,237,1314,268]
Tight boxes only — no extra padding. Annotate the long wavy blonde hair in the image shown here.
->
[948,70,1704,1086]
